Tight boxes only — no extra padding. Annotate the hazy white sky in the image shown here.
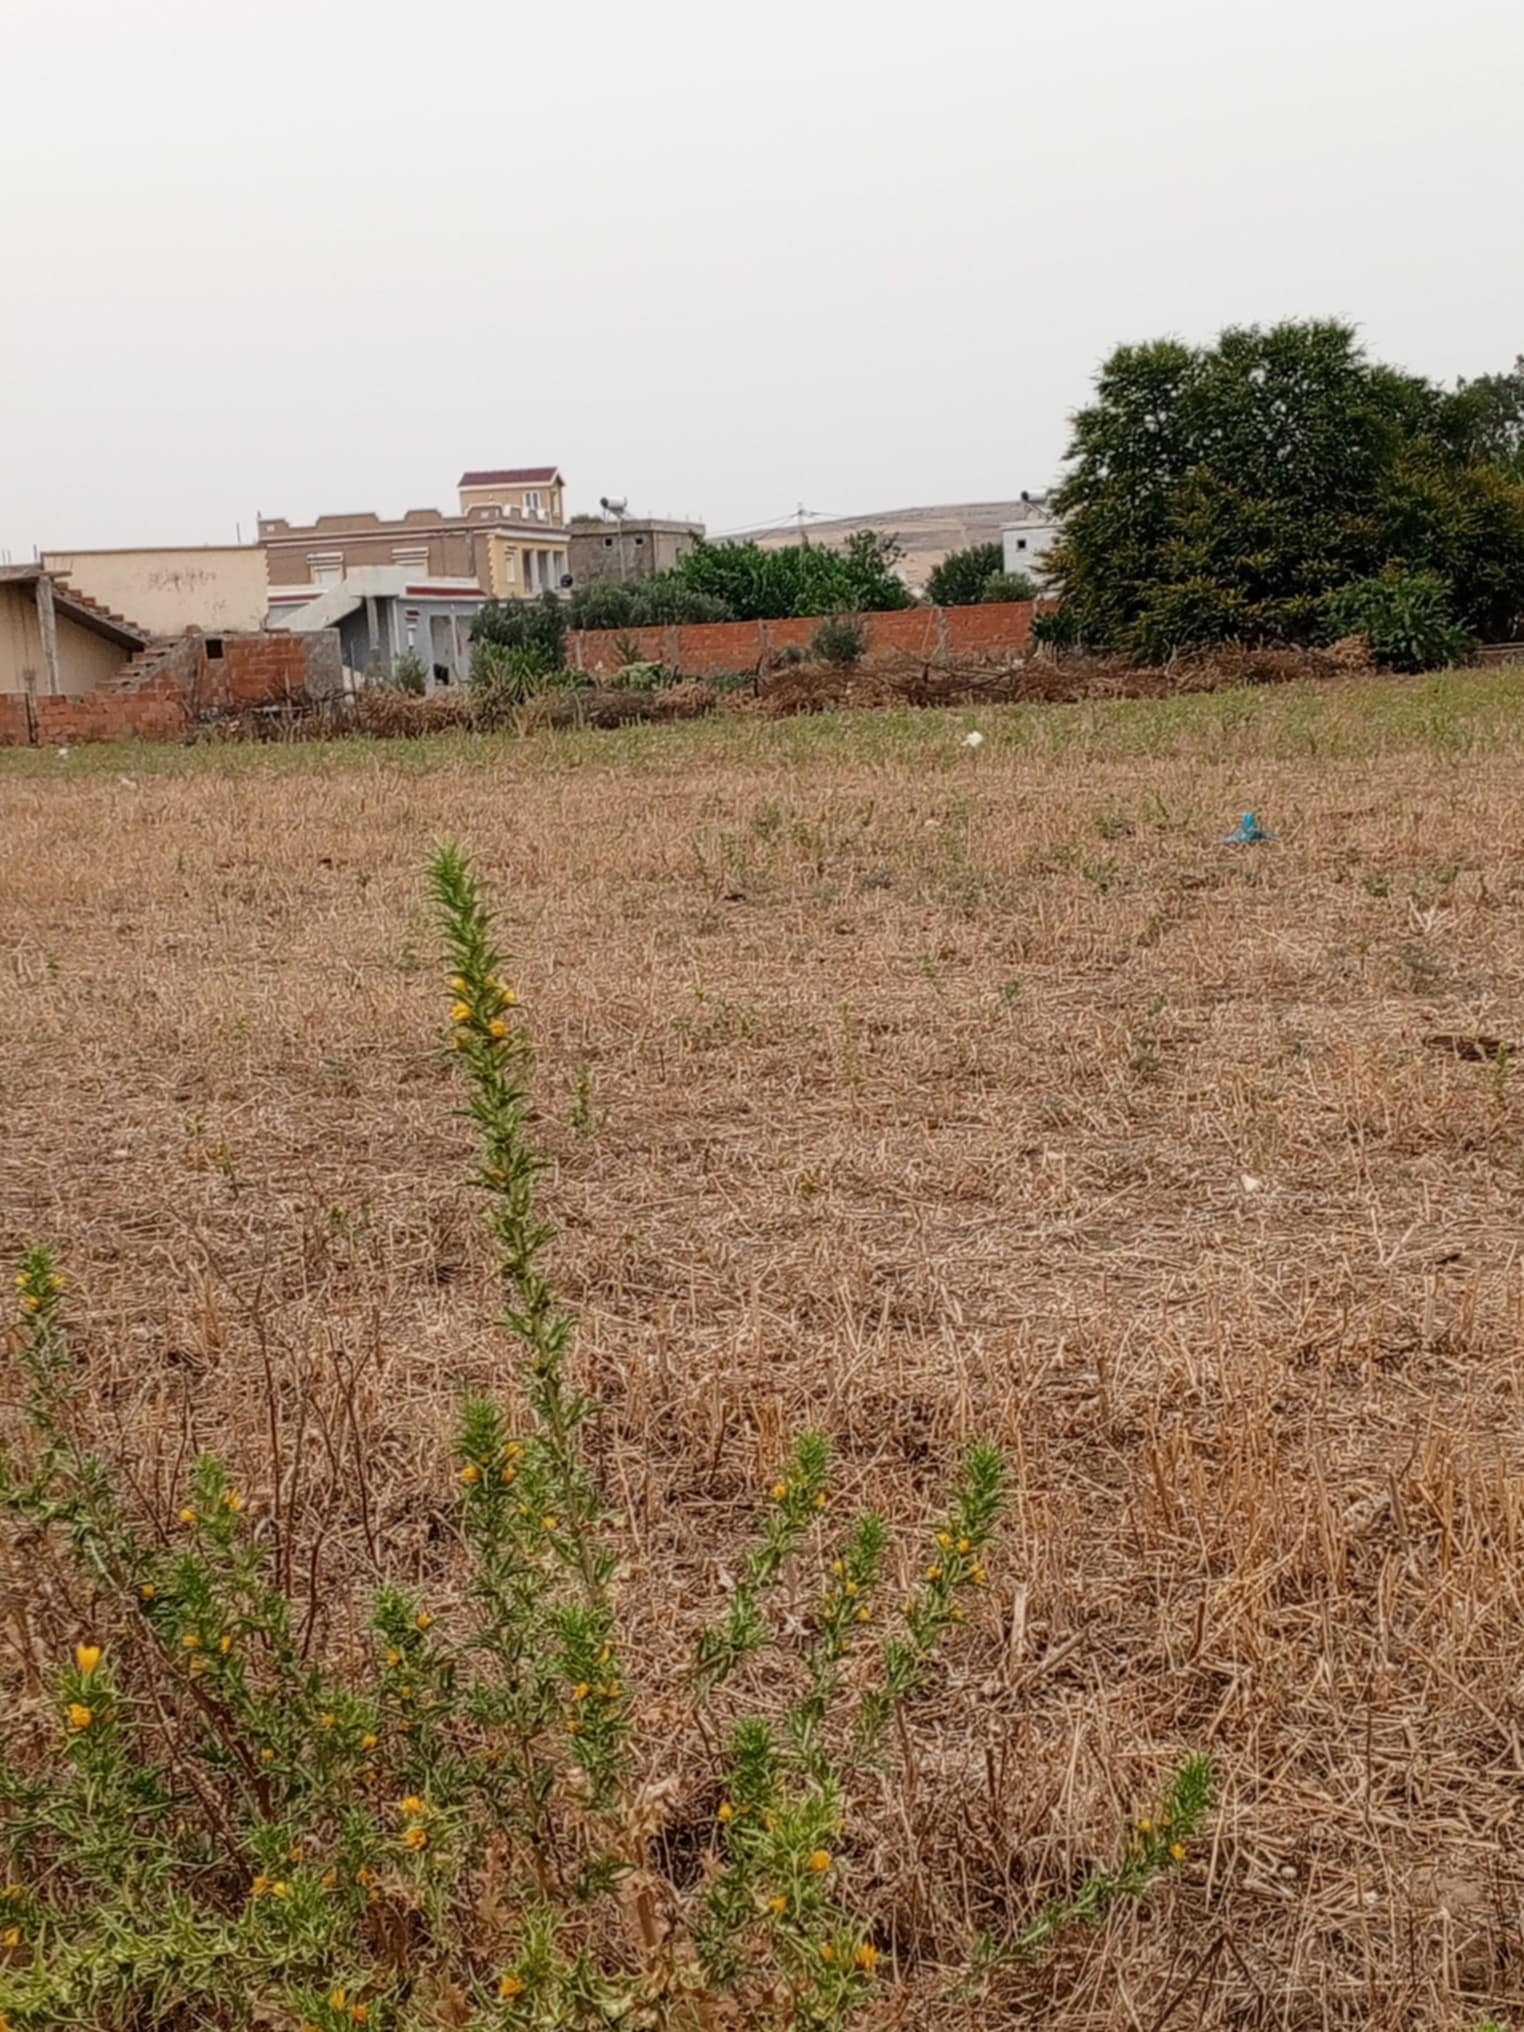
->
[3,0,1520,556]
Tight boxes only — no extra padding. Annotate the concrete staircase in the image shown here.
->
[106,635,200,695]
[50,579,150,643]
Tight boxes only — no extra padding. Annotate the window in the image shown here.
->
[524,490,541,515]
[603,535,614,547]
[205,637,224,660]
[634,534,645,547]
[392,546,429,572]
[308,551,344,586]
[1015,538,1028,551]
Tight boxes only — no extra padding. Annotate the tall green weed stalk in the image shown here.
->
[0,848,1209,2031]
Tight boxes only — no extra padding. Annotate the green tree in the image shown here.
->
[565,580,732,630]
[836,530,913,612]
[1046,320,1524,663]
[1451,355,1524,480]
[471,591,568,668]
[925,543,1004,606]
[670,534,911,622]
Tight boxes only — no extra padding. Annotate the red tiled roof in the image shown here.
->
[459,466,561,487]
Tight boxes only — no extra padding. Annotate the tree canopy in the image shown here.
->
[565,531,913,629]
[1044,321,1524,662]
[1452,356,1524,481]
[925,544,1005,607]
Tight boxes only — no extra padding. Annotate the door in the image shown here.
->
[430,614,453,687]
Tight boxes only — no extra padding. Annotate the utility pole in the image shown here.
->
[796,503,810,548]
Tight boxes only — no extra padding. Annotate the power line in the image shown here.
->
[707,506,853,539]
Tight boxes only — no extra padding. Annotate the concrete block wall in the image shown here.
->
[567,601,1040,677]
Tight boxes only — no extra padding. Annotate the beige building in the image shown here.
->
[457,465,566,526]
[0,566,146,696]
[40,545,268,636]
[259,497,568,602]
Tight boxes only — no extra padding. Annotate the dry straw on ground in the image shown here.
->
[3,674,1524,2027]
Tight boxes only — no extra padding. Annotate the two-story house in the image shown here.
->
[259,466,570,606]
[257,466,571,686]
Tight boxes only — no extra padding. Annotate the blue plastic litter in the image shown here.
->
[1222,811,1272,844]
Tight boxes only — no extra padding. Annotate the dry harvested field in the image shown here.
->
[4,670,1524,2028]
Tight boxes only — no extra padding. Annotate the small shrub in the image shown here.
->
[1322,570,1473,673]
[810,616,868,670]
[980,569,1039,603]
[470,640,564,729]
[387,651,428,696]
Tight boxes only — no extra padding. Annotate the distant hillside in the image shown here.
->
[749,498,1049,593]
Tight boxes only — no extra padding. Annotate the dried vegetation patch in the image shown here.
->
[3,680,1524,2025]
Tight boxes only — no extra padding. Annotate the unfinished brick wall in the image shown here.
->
[0,630,343,746]
[567,601,1039,677]
[209,634,311,710]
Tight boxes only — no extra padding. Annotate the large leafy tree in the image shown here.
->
[1046,321,1524,660]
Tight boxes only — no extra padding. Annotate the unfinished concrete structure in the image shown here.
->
[568,513,704,588]
[0,566,147,698]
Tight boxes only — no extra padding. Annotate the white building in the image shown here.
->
[1002,498,1061,584]
[268,569,486,688]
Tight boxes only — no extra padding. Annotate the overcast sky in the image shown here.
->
[2,0,1520,557]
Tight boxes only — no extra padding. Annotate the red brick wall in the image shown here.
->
[211,634,310,710]
[0,630,338,746]
[567,601,1038,677]
[945,605,1036,654]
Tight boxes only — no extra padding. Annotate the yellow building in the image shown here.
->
[457,465,566,528]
